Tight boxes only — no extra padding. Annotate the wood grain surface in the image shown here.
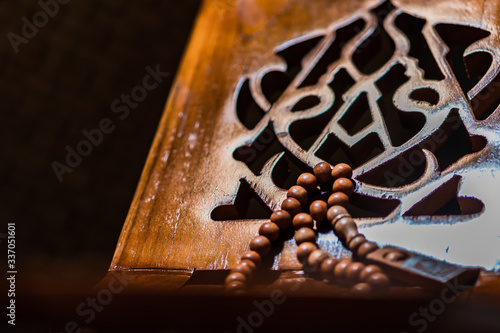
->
[106,0,500,308]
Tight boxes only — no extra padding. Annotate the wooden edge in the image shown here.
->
[94,269,194,295]
[108,0,208,270]
[468,271,500,308]
[94,268,435,299]
[93,268,500,307]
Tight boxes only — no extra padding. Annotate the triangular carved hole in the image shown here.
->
[211,179,272,221]
[403,176,483,217]
[348,193,400,218]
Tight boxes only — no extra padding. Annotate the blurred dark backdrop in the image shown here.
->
[0,0,201,316]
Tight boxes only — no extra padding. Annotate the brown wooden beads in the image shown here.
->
[297,173,318,193]
[287,185,308,205]
[331,163,353,179]
[224,161,391,296]
[281,197,302,216]
[270,210,291,230]
[292,213,314,230]
[306,249,329,272]
[332,177,354,196]
[291,162,390,294]
[309,200,328,222]
[249,236,271,256]
[327,192,349,208]
[241,252,261,267]
[297,242,318,262]
[320,258,338,281]
[258,222,280,243]
[295,227,316,245]
[313,162,332,183]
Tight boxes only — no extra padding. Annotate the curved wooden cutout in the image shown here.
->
[218,0,500,269]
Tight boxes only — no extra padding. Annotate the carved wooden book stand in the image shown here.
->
[99,0,500,330]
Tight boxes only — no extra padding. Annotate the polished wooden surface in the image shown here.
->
[106,0,500,311]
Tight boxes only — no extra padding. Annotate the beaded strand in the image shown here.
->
[225,162,390,295]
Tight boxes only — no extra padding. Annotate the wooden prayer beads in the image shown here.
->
[287,185,308,205]
[313,162,332,183]
[294,227,316,244]
[292,213,314,230]
[296,173,318,193]
[309,200,328,222]
[249,236,271,256]
[258,222,280,243]
[331,163,353,179]
[327,192,349,208]
[241,251,261,266]
[270,210,291,230]
[332,177,354,196]
[224,162,392,296]
[281,197,302,216]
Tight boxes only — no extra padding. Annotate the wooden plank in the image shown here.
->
[107,0,500,303]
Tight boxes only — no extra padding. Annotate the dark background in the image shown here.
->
[1,1,500,333]
[0,0,201,329]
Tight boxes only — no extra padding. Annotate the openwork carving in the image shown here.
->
[214,0,500,270]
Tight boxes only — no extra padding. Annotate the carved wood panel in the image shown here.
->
[110,0,500,278]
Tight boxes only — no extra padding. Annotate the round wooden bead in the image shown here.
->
[327,192,350,208]
[320,258,339,281]
[359,265,382,282]
[249,236,271,256]
[347,234,366,253]
[333,259,351,285]
[294,227,316,245]
[331,163,353,180]
[281,197,302,216]
[225,272,247,285]
[287,185,308,205]
[384,251,408,261]
[241,251,261,267]
[270,210,292,230]
[306,249,329,272]
[296,242,317,263]
[239,259,257,272]
[225,280,247,293]
[345,262,365,282]
[366,272,390,292]
[332,177,355,197]
[333,217,359,243]
[232,264,253,278]
[309,200,328,222]
[326,205,349,224]
[313,162,332,183]
[292,213,314,230]
[351,282,372,296]
[259,222,280,243]
[297,173,318,193]
[356,241,379,259]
